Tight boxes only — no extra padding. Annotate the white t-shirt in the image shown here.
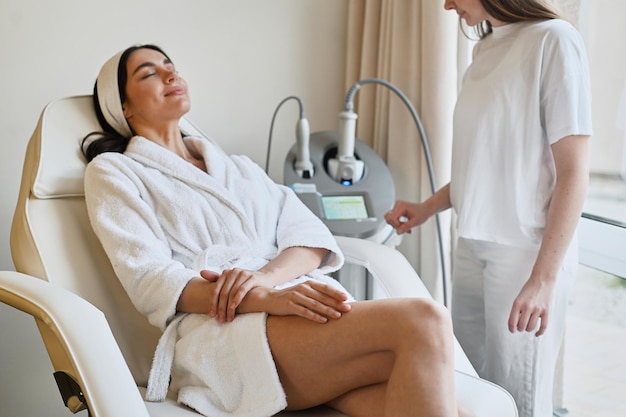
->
[450,19,592,248]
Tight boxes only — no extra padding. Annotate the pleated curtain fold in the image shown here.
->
[345,0,459,302]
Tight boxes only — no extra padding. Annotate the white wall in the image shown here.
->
[0,1,348,415]
[582,0,626,177]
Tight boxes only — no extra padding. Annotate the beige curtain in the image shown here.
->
[551,0,582,26]
[345,0,459,302]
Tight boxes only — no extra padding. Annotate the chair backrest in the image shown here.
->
[10,95,210,385]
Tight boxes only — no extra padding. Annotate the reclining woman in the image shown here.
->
[82,44,468,417]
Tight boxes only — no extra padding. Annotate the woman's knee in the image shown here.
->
[390,298,454,348]
[408,298,451,329]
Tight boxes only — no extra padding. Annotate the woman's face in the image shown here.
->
[444,0,498,27]
[122,48,190,130]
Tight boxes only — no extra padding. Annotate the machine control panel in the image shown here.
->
[284,131,395,239]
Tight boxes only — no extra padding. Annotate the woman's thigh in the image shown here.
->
[265,297,449,409]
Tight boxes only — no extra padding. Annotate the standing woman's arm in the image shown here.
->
[508,134,589,336]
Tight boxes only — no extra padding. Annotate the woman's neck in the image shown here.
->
[134,122,207,172]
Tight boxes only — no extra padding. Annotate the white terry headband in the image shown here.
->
[96,50,133,138]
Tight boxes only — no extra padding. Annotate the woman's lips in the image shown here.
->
[165,86,185,96]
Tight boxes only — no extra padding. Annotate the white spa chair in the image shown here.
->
[2,96,517,417]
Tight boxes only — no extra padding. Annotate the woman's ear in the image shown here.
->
[123,103,133,119]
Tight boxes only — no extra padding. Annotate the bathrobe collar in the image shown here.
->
[124,135,257,239]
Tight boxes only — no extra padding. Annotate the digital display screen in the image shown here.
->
[321,195,369,220]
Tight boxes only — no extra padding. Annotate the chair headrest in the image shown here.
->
[29,95,211,199]
[31,95,95,199]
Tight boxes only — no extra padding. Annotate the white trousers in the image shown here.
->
[451,237,578,417]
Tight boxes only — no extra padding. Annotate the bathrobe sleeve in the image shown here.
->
[274,184,344,274]
[85,153,196,330]
[231,154,344,275]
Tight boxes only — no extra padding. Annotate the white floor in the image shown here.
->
[562,266,626,417]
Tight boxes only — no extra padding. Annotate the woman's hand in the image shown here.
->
[508,135,589,337]
[507,276,556,337]
[240,280,352,324]
[385,200,428,235]
[200,246,331,323]
[385,185,452,235]
[200,268,271,323]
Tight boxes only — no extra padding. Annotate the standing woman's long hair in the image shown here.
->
[470,0,561,39]
[81,44,172,162]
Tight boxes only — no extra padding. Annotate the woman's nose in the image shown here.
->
[443,0,455,10]
[164,70,177,84]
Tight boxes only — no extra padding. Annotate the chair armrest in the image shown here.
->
[335,235,431,298]
[0,271,150,417]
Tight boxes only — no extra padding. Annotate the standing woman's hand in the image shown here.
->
[385,184,452,235]
[508,134,590,337]
[507,276,556,337]
[385,200,428,234]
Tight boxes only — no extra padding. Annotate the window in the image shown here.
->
[559,2,626,416]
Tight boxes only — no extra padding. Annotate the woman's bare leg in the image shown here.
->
[328,384,474,417]
[326,383,387,417]
[266,298,458,417]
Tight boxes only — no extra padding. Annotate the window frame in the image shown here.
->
[579,214,626,279]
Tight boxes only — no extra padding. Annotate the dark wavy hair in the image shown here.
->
[81,44,172,162]
[462,0,560,39]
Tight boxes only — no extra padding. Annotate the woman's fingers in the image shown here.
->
[227,270,261,319]
[213,268,261,323]
[384,202,415,234]
[205,269,352,324]
[286,281,352,322]
[216,269,245,322]
[305,281,351,310]
[384,205,405,229]
[200,269,219,282]
[198,270,223,319]
[508,301,550,337]
[535,310,549,336]
[217,275,236,322]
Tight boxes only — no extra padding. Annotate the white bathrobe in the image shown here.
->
[84,135,348,417]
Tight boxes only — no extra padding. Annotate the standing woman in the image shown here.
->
[385,1,592,416]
